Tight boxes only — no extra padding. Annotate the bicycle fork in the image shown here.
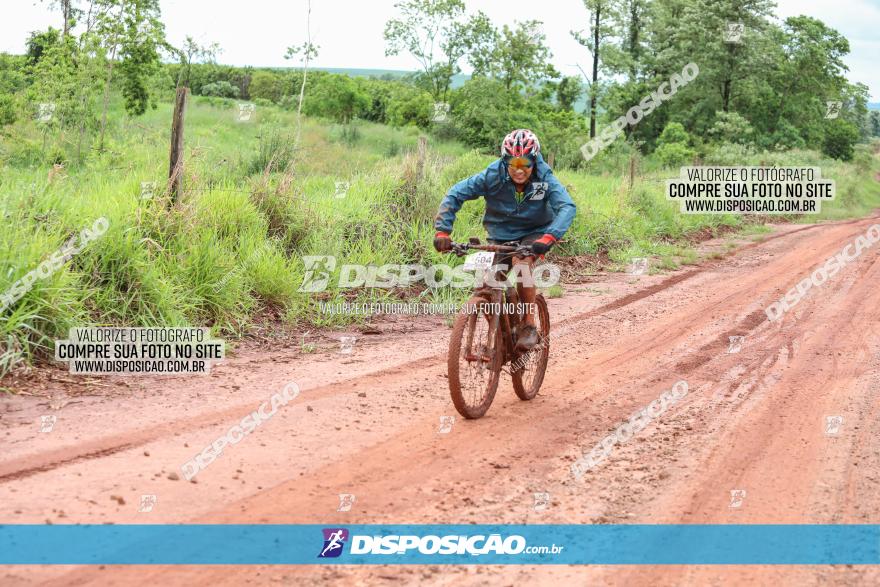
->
[466,288,504,364]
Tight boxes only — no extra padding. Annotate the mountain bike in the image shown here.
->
[445,238,551,419]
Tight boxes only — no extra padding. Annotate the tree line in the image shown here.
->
[1,0,878,169]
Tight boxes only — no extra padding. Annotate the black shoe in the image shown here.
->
[515,325,538,351]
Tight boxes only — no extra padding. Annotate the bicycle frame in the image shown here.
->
[472,259,526,364]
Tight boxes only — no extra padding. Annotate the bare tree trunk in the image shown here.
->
[62,0,72,38]
[628,0,640,81]
[590,5,601,139]
[168,87,188,204]
[722,79,731,112]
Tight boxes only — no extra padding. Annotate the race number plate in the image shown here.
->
[462,251,495,271]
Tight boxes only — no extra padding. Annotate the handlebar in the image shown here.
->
[448,240,534,257]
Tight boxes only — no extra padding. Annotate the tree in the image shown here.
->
[766,16,851,144]
[285,39,319,121]
[870,111,880,138]
[449,77,530,151]
[26,28,61,66]
[617,0,649,80]
[386,87,434,127]
[841,82,870,142]
[655,0,775,115]
[116,0,164,116]
[488,21,559,92]
[304,74,369,123]
[383,0,472,101]
[94,0,128,150]
[41,0,81,38]
[27,31,103,161]
[556,76,583,111]
[572,0,622,138]
[175,36,221,89]
[285,0,319,149]
[93,0,168,147]
[460,11,498,79]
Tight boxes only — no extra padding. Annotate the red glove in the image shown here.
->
[530,234,556,255]
[434,231,452,252]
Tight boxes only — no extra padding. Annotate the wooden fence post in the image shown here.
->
[168,86,188,204]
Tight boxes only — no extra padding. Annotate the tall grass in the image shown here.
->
[1,97,878,376]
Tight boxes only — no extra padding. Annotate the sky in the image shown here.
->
[5,0,880,100]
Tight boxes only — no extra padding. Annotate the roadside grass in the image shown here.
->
[1,97,878,375]
[545,285,565,298]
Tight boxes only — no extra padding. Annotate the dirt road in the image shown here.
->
[3,214,880,586]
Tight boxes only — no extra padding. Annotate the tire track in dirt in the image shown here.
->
[9,214,880,587]
[2,220,833,484]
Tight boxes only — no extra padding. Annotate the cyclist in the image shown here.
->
[433,129,576,351]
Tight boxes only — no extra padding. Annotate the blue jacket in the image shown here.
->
[434,153,577,242]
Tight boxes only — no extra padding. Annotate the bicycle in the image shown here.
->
[445,238,551,419]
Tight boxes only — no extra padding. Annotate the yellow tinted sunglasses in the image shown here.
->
[506,156,534,169]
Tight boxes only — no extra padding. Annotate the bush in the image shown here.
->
[654,142,695,167]
[702,142,757,166]
[0,94,16,126]
[244,129,295,176]
[822,121,859,161]
[386,88,433,128]
[194,95,235,108]
[535,109,589,169]
[762,119,806,151]
[708,111,754,145]
[200,80,240,99]
[303,74,370,123]
[248,71,285,103]
[653,122,695,167]
[657,122,691,146]
[333,122,362,146]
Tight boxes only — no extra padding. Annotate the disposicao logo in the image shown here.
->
[318,528,349,558]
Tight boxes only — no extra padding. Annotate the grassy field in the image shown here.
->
[1,96,879,376]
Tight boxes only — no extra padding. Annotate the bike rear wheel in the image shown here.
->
[511,294,550,401]
[448,296,503,419]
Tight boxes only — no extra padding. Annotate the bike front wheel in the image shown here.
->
[448,296,503,419]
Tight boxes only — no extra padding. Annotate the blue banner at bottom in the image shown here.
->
[1,525,879,564]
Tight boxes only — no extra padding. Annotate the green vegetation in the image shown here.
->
[2,98,878,376]
[1,0,880,376]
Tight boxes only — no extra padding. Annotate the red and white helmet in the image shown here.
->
[501,129,540,158]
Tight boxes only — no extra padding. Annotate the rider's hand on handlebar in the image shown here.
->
[434,231,452,252]
[530,234,557,255]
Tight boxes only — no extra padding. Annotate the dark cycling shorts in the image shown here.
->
[487,232,545,271]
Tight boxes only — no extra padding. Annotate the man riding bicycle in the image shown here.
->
[433,129,576,352]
